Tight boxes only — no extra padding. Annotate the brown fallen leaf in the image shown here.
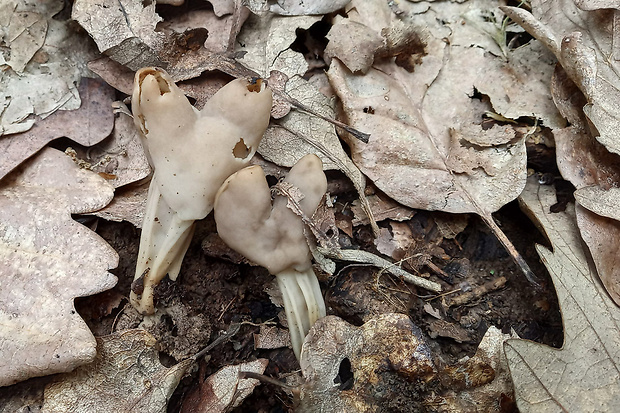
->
[70,113,151,189]
[42,330,192,413]
[502,1,620,155]
[548,66,620,305]
[426,326,516,412]
[0,0,99,136]
[72,0,164,70]
[236,13,321,77]
[326,0,536,283]
[0,77,115,181]
[0,148,117,387]
[180,359,269,413]
[507,177,620,411]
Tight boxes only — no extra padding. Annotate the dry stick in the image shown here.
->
[481,214,540,286]
[318,247,442,293]
[443,276,507,308]
[272,88,370,143]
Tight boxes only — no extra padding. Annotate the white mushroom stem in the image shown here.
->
[277,267,327,360]
[133,178,195,314]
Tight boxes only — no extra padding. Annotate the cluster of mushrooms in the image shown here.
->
[130,67,326,359]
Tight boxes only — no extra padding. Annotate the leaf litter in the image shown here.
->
[2,0,618,411]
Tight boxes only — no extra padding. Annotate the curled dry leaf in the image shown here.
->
[502,1,620,155]
[508,177,620,411]
[0,78,116,182]
[550,66,620,305]
[268,0,352,16]
[180,359,268,413]
[0,0,99,135]
[42,330,192,413]
[0,148,118,387]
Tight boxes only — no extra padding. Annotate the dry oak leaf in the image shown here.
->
[72,0,164,70]
[236,12,321,77]
[42,330,192,413]
[326,5,527,216]
[0,77,116,181]
[502,1,620,155]
[507,178,620,412]
[0,0,99,136]
[0,148,118,387]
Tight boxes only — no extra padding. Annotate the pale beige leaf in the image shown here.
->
[575,186,620,222]
[574,204,620,306]
[3,8,47,73]
[72,0,164,70]
[269,0,351,15]
[42,330,192,413]
[502,1,620,155]
[236,13,320,77]
[0,78,116,181]
[327,56,526,215]
[0,0,99,136]
[549,65,620,305]
[0,148,118,387]
[506,178,620,412]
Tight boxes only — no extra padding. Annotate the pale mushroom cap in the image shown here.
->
[132,68,273,220]
[214,154,327,275]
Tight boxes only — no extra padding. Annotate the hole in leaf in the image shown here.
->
[334,357,354,390]
[232,138,251,159]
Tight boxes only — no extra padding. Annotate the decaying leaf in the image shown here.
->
[236,13,321,77]
[0,0,99,136]
[326,2,527,216]
[549,66,620,305]
[180,359,268,413]
[70,113,151,189]
[326,1,542,283]
[299,314,435,412]
[0,148,118,387]
[506,178,620,411]
[72,0,164,70]
[502,1,620,155]
[0,78,116,181]
[426,326,516,412]
[42,330,192,413]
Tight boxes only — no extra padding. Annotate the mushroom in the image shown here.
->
[130,67,272,314]
[213,154,328,359]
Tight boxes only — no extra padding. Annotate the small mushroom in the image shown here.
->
[214,154,328,359]
[131,67,272,314]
